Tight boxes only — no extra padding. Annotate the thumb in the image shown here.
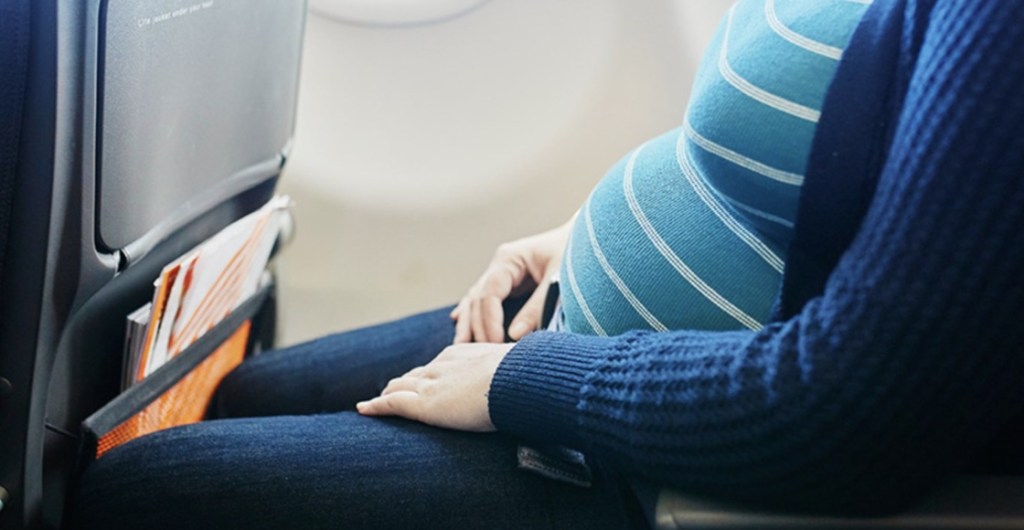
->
[508,284,550,340]
[357,392,421,420]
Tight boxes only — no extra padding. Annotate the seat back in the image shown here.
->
[0,2,306,528]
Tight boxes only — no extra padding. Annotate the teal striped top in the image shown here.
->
[560,0,869,335]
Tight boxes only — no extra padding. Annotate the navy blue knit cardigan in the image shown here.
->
[489,0,1024,514]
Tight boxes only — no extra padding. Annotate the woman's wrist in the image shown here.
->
[488,331,606,448]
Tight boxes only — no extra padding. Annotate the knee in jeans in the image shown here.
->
[209,354,293,418]
[208,364,250,418]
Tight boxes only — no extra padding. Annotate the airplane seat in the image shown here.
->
[653,474,1024,529]
[0,1,305,528]
[653,413,1024,528]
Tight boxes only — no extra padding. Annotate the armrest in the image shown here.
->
[655,475,1024,529]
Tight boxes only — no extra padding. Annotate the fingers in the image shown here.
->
[471,265,515,342]
[380,366,433,396]
[457,266,513,344]
[356,391,420,419]
[453,298,472,343]
[358,342,512,431]
[473,296,505,343]
[454,238,547,343]
[360,368,429,417]
[380,378,415,396]
[508,283,550,340]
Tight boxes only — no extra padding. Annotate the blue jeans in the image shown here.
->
[73,305,647,529]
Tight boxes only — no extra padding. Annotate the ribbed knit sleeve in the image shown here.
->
[488,0,1024,513]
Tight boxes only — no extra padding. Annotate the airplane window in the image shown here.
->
[309,0,491,28]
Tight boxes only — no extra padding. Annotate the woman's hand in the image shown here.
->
[356,342,515,432]
[452,214,576,343]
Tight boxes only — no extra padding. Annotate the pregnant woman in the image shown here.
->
[77,0,1024,528]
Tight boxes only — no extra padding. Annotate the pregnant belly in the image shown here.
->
[558,127,787,336]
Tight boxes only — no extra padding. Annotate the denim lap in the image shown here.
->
[73,302,645,529]
[75,414,640,529]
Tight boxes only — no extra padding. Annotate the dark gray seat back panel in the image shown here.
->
[98,0,305,251]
